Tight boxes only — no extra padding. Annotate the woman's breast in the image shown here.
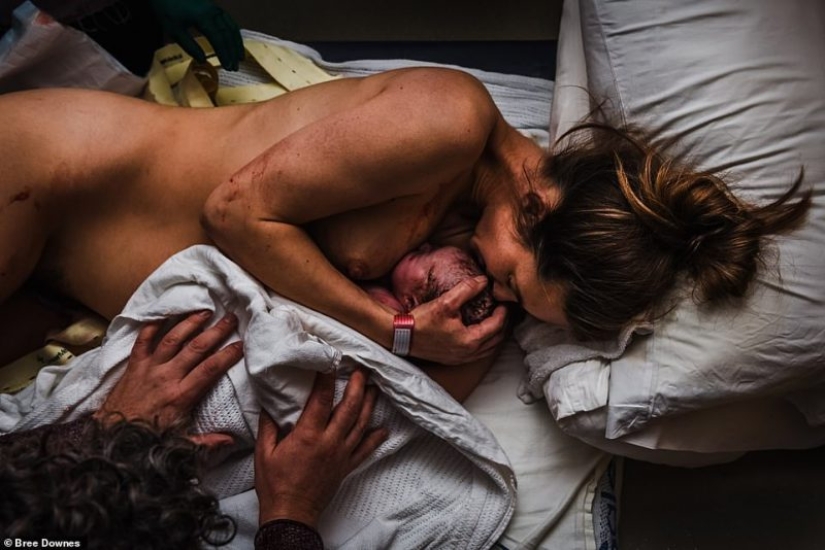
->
[307,179,470,281]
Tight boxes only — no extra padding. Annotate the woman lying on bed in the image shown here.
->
[0,67,810,400]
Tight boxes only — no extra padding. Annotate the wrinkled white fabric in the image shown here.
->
[515,317,651,404]
[1,245,515,549]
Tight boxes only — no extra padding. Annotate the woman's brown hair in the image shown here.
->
[523,122,811,340]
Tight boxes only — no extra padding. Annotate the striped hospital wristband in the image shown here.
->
[391,314,415,356]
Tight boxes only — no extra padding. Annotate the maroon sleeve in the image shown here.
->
[255,519,324,550]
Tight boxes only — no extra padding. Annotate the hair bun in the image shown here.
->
[657,169,808,303]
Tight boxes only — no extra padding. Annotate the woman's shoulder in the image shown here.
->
[374,67,499,147]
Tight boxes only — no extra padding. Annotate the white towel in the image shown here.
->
[514,316,652,403]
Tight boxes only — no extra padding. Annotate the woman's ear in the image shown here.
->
[521,191,546,225]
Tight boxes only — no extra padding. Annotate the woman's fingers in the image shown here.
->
[153,310,213,363]
[436,276,488,313]
[411,296,506,364]
[129,321,163,363]
[255,409,280,474]
[343,384,379,450]
[468,305,507,349]
[329,369,368,438]
[295,370,382,448]
[174,313,238,372]
[180,340,243,403]
[295,370,336,432]
[420,278,507,361]
[189,432,235,449]
[350,427,389,469]
[475,304,507,337]
[257,408,280,449]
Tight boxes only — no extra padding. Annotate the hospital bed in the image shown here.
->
[2,0,825,548]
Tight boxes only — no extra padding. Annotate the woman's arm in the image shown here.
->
[202,69,505,364]
[418,355,499,403]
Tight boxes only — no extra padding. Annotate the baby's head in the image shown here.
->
[391,244,496,325]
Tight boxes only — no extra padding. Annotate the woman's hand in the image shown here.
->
[95,311,243,445]
[409,276,507,365]
[255,369,388,528]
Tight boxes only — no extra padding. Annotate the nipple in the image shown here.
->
[345,259,370,280]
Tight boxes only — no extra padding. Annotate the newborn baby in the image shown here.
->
[365,244,496,325]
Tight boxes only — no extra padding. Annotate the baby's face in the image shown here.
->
[391,244,495,324]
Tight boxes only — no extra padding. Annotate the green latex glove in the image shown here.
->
[150,0,244,71]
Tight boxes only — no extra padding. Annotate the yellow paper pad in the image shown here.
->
[145,38,337,108]
[215,82,288,105]
[244,40,337,91]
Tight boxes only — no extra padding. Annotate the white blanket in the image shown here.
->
[1,245,516,549]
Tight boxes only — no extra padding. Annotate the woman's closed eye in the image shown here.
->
[492,278,514,303]
[507,274,523,305]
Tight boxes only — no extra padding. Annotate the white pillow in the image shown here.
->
[547,0,825,458]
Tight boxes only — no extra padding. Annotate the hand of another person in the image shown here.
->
[255,369,388,528]
[95,311,243,447]
[408,276,507,365]
[150,0,244,71]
